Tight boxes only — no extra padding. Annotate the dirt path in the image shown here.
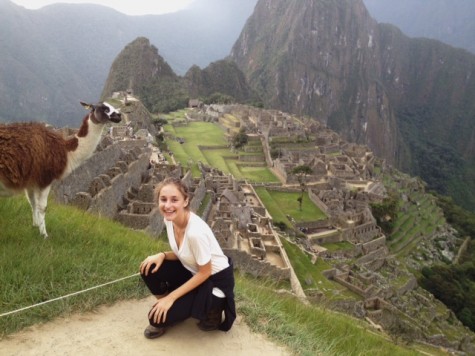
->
[0,296,290,356]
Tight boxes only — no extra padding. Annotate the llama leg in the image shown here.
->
[25,188,39,227]
[35,186,51,238]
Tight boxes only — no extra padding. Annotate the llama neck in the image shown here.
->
[65,117,104,175]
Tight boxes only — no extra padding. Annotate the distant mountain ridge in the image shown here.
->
[363,0,475,54]
[0,0,257,125]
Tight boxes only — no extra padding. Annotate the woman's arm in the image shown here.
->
[162,251,178,260]
[148,260,212,324]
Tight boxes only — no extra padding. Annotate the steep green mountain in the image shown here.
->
[101,37,187,113]
[184,61,257,103]
[378,27,475,211]
[231,0,401,164]
[102,37,256,111]
[0,0,257,125]
[230,0,475,211]
[363,0,475,54]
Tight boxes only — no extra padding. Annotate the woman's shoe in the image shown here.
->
[144,325,166,339]
[198,296,226,331]
[197,308,223,331]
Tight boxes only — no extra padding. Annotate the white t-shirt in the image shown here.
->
[165,212,229,276]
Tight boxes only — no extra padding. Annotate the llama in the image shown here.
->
[0,101,122,238]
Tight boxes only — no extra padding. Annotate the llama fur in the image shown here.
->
[0,101,121,238]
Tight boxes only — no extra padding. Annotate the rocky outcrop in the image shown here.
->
[231,0,400,165]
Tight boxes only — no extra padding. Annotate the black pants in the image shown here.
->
[141,260,196,327]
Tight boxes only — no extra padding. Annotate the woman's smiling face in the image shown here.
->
[158,184,188,221]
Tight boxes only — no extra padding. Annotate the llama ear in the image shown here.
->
[80,101,94,110]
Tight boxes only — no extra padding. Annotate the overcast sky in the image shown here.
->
[10,0,195,15]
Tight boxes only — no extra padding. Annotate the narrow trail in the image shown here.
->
[0,296,290,356]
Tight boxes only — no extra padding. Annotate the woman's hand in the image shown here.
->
[140,252,165,276]
[148,295,176,324]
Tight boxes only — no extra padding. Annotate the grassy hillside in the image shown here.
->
[0,196,432,354]
[0,196,162,336]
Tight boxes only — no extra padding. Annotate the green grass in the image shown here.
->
[0,196,164,336]
[322,241,354,252]
[256,188,326,223]
[173,121,228,147]
[281,239,357,300]
[162,109,189,120]
[219,114,241,134]
[255,187,293,227]
[237,274,425,356]
[201,148,234,173]
[281,239,332,288]
[237,165,278,182]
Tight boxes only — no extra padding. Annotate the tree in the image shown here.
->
[418,263,475,331]
[291,165,313,211]
[232,128,248,149]
[205,92,235,104]
[370,191,399,234]
[270,147,282,159]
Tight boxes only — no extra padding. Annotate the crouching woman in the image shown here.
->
[139,177,236,339]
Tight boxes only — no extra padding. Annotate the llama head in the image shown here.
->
[80,101,122,124]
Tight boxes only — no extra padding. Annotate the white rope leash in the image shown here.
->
[0,272,140,318]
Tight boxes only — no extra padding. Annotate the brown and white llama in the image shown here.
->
[0,101,121,238]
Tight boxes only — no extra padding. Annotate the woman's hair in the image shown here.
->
[154,177,191,210]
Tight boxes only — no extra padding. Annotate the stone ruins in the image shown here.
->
[51,102,475,352]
